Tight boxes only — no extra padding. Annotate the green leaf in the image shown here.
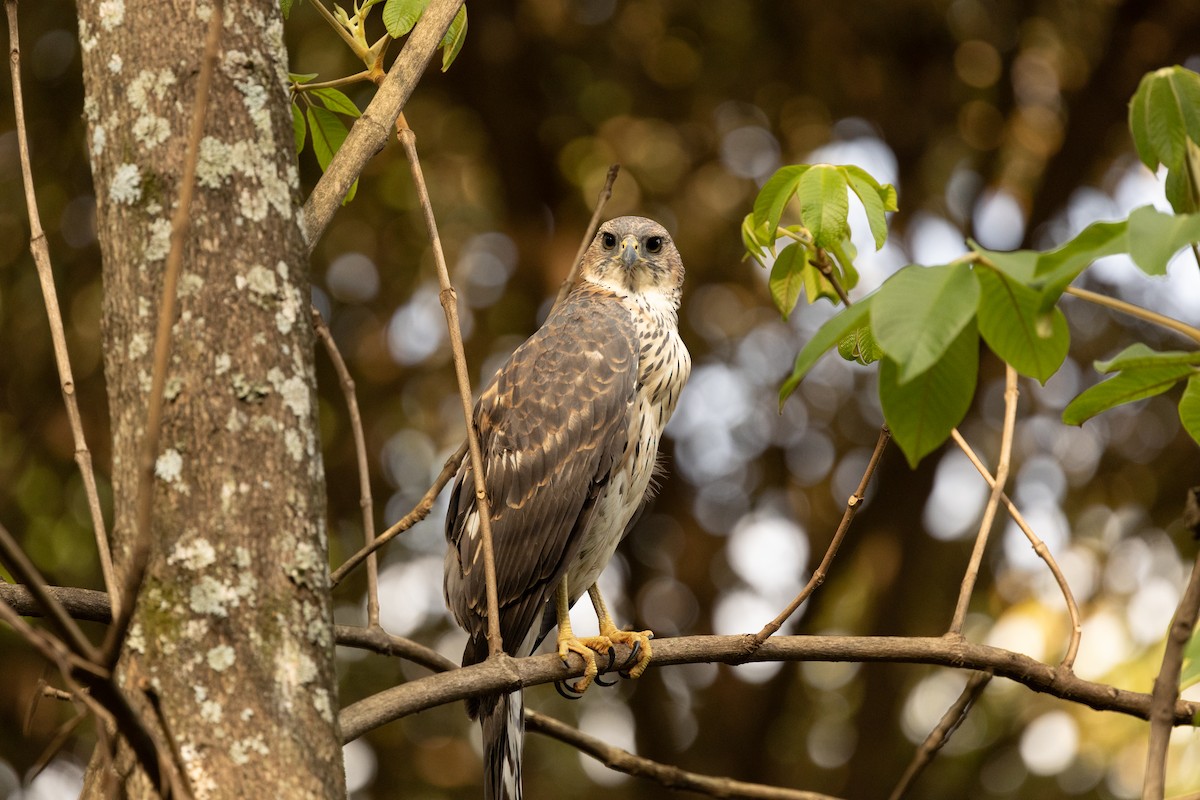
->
[1033,218,1128,310]
[741,213,772,265]
[383,0,430,38]
[769,244,807,319]
[1095,343,1200,373]
[291,103,306,153]
[802,252,842,305]
[880,320,979,467]
[281,0,295,19]
[798,165,849,249]
[289,72,319,85]
[970,241,1039,282]
[307,106,358,204]
[1180,375,1200,448]
[975,266,1069,383]
[441,5,468,71]
[872,263,980,384]
[844,165,897,250]
[753,165,810,235]
[1126,205,1200,276]
[780,298,874,407]
[1062,364,1196,426]
[311,87,362,118]
[1129,67,1200,214]
[838,326,883,366]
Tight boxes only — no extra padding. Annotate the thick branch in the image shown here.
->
[301,0,464,249]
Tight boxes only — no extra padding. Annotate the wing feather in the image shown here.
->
[445,287,637,661]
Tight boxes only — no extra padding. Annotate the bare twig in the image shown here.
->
[1142,547,1200,800]
[754,425,891,642]
[888,671,992,800]
[311,306,381,625]
[4,0,115,605]
[949,365,1019,633]
[526,709,843,800]
[394,115,503,657]
[301,0,464,249]
[950,429,1083,668]
[1064,286,1200,345]
[331,441,465,586]
[105,0,224,665]
[553,164,620,308]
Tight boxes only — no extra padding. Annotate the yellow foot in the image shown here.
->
[605,628,654,679]
[557,635,613,694]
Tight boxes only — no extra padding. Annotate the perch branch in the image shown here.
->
[949,365,1018,633]
[949,429,1083,668]
[394,114,503,656]
[106,0,224,664]
[1064,286,1200,345]
[1141,546,1200,800]
[4,0,115,604]
[311,306,380,625]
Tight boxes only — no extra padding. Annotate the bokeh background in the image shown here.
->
[3,1,1200,798]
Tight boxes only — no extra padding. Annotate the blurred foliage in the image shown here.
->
[3,1,1200,799]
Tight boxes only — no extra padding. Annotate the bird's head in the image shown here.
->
[581,216,684,303]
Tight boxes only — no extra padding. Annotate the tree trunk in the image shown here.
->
[75,0,345,795]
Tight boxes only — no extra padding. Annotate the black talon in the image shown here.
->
[555,680,585,700]
[594,672,617,687]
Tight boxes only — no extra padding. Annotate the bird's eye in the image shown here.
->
[645,236,663,254]
[601,232,617,249]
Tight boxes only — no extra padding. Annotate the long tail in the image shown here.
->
[479,689,524,800]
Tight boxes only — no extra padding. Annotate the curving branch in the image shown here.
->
[553,164,620,308]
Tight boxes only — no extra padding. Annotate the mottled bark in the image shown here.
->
[75,0,344,796]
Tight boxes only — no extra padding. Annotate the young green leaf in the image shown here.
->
[752,165,809,235]
[741,213,774,265]
[441,5,468,71]
[872,263,980,384]
[843,165,897,250]
[1033,218,1128,311]
[769,244,807,320]
[969,241,1039,281]
[281,0,295,19]
[1095,343,1200,373]
[1128,67,1200,214]
[975,266,1069,383]
[307,106,359,204]
[312,87,362,118]
[802,252,843,305]
[1181,620,1200,691]
[1062,364,1196,426]
[838,326,883,366]
[289,72,320,85]
[383,0,430,38]
[292,103,306,153]
[879,320,979,467]
[798,165,850,248]
[779,297,874,407]
[1180,375,1200,448]
[1126,205,1200,276]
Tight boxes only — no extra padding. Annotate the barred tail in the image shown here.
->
[479,689,524,800]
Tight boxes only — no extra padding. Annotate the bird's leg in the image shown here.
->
[588,584,654,679]
[555,576,600,694]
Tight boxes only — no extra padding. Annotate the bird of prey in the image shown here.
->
[444,216,691,800]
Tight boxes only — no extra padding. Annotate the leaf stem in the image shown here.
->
[292,69,375,92]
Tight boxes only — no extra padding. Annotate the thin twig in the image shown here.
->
[311,306,380,625]
[330,441,466,586]
[4,0,115,604]
[553,164,619,308]
[526,709,843,800]
[394,114,503,656]
[949,429,1083,668]
[1142,547,1200,800]
[887,671,992,800]
[1064,286,1200,345]
[754,425,891,642]
[303,0,368,61]
[949,365,1018,633]
[105,0,224,665]
[292,69,374,93]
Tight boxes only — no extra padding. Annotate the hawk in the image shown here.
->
[444,216,691,800]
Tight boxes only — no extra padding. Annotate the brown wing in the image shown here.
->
[445,285,637,662]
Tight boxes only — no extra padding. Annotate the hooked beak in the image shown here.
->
[619,235,639,267]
